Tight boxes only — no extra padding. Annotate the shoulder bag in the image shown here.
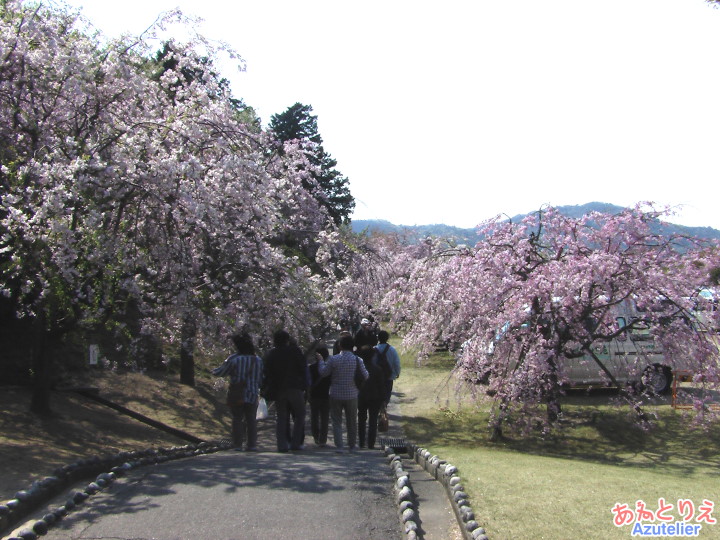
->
[378,406,389,432]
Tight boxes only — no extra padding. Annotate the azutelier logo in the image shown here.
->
[612,499,716,537]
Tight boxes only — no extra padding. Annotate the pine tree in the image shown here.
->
[270,103,355,225]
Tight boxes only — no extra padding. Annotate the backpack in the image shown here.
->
[375,344,392,379]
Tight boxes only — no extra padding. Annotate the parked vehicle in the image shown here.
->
[564,316,673,394]
[458,299,690,395]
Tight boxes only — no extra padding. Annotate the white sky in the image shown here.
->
[61,0,720,230]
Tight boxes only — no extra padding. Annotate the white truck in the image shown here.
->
[460,298,690,395]
[563,313,674,394]
[567,290,718,394]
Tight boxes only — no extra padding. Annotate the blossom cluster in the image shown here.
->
[0,1,342,360]
[380,204,720,432]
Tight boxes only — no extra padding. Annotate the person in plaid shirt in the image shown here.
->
[212,333,264,451]
[318,334,368,452]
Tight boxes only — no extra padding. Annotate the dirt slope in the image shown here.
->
[0,370,231,501]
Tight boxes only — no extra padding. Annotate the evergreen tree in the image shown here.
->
[149,42,261,130]
[270,103,355,225]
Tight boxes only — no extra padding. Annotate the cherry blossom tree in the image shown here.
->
[0,0,157,409]
[384,205,720,438]
[0,0,335,410]
[317,229,410,328]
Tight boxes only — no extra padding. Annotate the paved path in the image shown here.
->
[39,447,401,540]
[7,392,460,540]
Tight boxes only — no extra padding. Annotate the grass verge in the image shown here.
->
[393,339,720,539]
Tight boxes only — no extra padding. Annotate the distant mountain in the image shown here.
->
[520,203,720,242]
[351,202,720,244]
[350,219,481,245]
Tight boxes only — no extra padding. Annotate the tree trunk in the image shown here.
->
[30,320,52,416]
[179,311,196,387]
[545,359,562,424]
[489,423,503,442]
[489,399,508,442]
[546,399,562,424]
[586,347,647,422]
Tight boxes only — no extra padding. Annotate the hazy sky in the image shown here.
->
[62,0,720,230]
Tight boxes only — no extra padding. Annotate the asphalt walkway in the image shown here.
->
[5,393,460,540]
[36,448,399,539]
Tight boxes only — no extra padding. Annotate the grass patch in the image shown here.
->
[393,339,720,539]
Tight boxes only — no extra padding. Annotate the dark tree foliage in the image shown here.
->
[270,103,355,225]
[150,42,260,129]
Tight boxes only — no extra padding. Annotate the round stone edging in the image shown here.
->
[383,445,421,540]
[407,443,489,540]
[3,441,462,540]
[0,440,232,540]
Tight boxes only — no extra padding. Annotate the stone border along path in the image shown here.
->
[2,441,487,540]
[408,445,488,540]
[0,440,233,540]
[383,440,488,540]
[2,395,488,540]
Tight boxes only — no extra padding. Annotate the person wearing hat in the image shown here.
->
[354,317,378,350]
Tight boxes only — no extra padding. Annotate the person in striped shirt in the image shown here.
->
[318,334,369,453]
[212,333,264,451]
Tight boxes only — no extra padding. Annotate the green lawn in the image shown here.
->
[393,339,720,539]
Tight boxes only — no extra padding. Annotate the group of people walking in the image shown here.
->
[212,320,401,454]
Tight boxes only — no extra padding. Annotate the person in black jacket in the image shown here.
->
[308,345,331,447]
[356,345,386,450]
[354,318,378,350]
[263,330,308,452]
